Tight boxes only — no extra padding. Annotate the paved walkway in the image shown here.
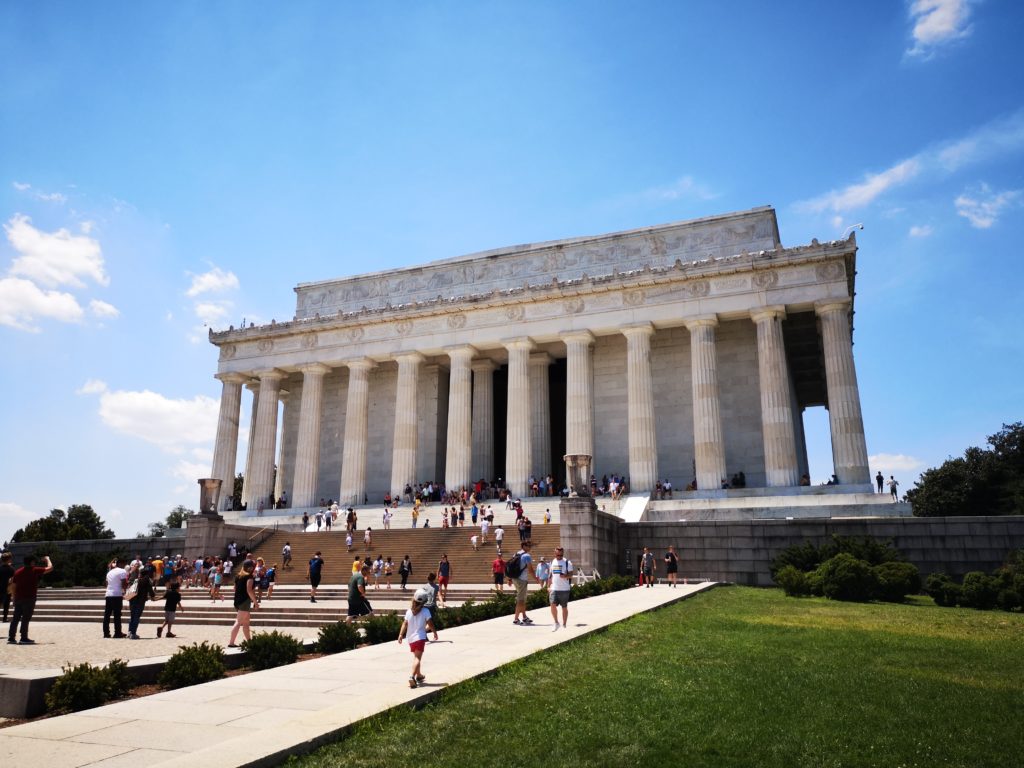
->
[0,582,714,766]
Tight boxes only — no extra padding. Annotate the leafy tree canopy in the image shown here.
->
[141,505,195,538]
[907,422,1024,517]
[12,504,115,543]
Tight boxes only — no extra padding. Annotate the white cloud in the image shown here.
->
[12,182,30,192]
[955,183,1022,228]
[907,0,972,57]
[908,224,933,237]
[797,111,1024,216]
[869,453,927,474]
[86,387,220,453]
[0,501,36,536]
[194,301,231,325]
[10,181,67,204]
[80,221,95,234]
[645,175,719,202]
[5,213,107,288]
[0,276,84,331]
[186,267,239,297]
[76,378,109,395]
[89,299,120,318]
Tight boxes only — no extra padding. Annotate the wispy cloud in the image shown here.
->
[0,276,84,331]
[76,378,109,395]
[5,213,107,288]
[186,267,239,297]
[908,224,933,237]
[89,299,120,318]
[184,266,239,340]
[644,175,719,202]
[11,181,68,204]
[869,453,927,475]
[907,0,973,58]
[955,183,1022,228]
[796,110,1024,216]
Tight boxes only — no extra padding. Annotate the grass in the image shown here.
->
[289,587,1024,768]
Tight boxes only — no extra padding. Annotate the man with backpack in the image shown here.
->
[507,541,536,625]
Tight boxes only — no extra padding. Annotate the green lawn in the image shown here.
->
[290,587,1024,768]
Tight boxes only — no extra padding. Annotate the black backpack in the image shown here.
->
[505,552,524,579]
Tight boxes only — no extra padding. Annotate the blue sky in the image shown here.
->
[2,1,1022,539]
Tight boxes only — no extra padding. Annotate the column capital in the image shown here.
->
[684,315,719,331]
[393,351,426,365]
[502,337,535,352]
[529,351,553,367]
[471,358,498,373]
[296,362,332,376]
[244,379,260,393]
[750,305,787,324]
[344,357,376,373]
[445,344,477,361]
[814,298,852,317]
[215,372,248,385]
[254,368,286,383]
[278,389,291,401]
[621,322,655,339]
[561,329,596,345]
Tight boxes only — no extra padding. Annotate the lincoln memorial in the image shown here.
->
[206,206,896,520]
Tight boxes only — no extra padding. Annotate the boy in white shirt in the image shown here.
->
[548,546,574,632]
[399,592,438,688]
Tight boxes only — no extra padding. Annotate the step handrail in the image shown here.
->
[246,523,278,553]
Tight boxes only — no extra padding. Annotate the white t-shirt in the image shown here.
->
[550,558,573,592]
[495,527,504,541]
[223,559,233,576]
[404,607,432,641]
[105,567,127,597]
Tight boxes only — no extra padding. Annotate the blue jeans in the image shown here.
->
[128,600,146,635]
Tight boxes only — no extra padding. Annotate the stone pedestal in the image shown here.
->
[197,478,224,520]
[559,496,620,576]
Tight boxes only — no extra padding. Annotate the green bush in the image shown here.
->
[363,613,403,644]
[996,589,1021,611]
[770,540,823,578]
[960,571,998,610]
[813,553,877,602]
[241,630,303,670]
[871,561,922,602]
[159,641,226,689]
[774,565,811,597]
[925,573,962,607]
[45,660,132,713]
[820,536,904,567]
[317,621,361,653]
[526,587,549,610]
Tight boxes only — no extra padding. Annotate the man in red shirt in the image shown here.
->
[491,555,505,593]
[8,554,53,645]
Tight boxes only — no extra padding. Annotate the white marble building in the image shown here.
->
[207,206,872,511]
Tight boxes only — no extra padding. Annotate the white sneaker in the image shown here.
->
[552,622,560,632]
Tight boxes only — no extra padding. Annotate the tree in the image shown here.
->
[141,505,195,538]
[907,423,1024,516]
[11,505,115,543]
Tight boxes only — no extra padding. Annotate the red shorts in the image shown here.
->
[438,576,449,586]
[409,639,426,654]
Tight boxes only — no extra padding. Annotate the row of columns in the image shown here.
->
[210,299,870,508]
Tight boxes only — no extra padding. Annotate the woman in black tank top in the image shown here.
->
[228,561,258,647]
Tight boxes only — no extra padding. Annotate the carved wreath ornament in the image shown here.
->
[396,320,413,336]
[220,344,237,360]
[447,314,467,330]
[622,289,646,306]
[505,306,525,321]
[347,327,364,342]
[815,262,845,281]
[300,333,318,349]
[563,298,585,314]
[752,271,778,289]
[257,339,274,353]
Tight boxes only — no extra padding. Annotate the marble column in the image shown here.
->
[751,306,800,487]
[339,359,375,506]
[504,338,534,496]
[445,345,475,492]
[247,369,285,509]
[390,352,424,496]
[816,299,870,485]
[622,324,657,493]
[563,331,595,464]
[471,360,496,483]
[685,316,727,491]
[529,352,552,480]
[272,389,292,504]
[241,381,259,507]
[210,373,246,510]
[291,363,331,508]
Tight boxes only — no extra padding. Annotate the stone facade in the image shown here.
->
[207,206,872,510]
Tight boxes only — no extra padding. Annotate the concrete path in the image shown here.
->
[0,582,714,767]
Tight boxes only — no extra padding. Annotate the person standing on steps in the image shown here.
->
[399,555,413,590]
[436,554,452,604]
[347,564,373,623]
[888,475,900,501]
[876,470,884,494]
[307,550,324,603]
[282,541,292,570]
[491,553,506,592]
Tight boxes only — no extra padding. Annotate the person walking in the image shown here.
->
[509,541,536,625]
[347,564,373,623]
[307,550,324,603]
[664,545,680,588]
[127,566,156,639]
[399,591,438,689]
[491,554,506,592]
[157,581,182,638]
[0,552,15,623]
[399,555,413,590]
[640,546,656,588]
[103,557,128,638]
[548,546,574,632]
[7,554,53,644]
[228,560,259,647]
[282,542,292,570]
[436,554,452,604]
[888,476,900,501]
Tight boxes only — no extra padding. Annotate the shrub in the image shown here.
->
[925,573,962,607]
[240,630,303,670]
[820,536,904,567]
[813,553,877,602]
[960,571,998,610]
[996,589,1021,612]
[104,657,134,698]
[46,662,122,713]
[770,541,824,578]
[317,622,361,653]
[159,641,226,689]
[363,613,403,644]
[774,565,811,597]
[871,561,922,602]
[526,587,549,610]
